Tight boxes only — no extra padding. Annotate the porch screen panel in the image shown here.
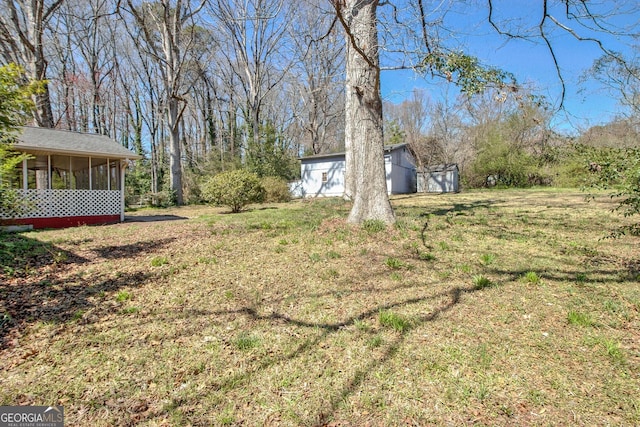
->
[72,157,90,189]
[109,161,120,190]
[25,155,50,189]
[91,158,109,190]
[51,155,72,189]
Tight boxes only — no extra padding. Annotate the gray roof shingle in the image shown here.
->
[14,126,142,160]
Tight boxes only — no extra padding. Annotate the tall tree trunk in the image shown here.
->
[25,1,56,128]
[167,96,183,204]
[341,0,394,224]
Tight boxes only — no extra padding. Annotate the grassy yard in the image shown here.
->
[1,189,638,426]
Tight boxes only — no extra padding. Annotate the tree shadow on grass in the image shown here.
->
[0,232,89,277]
[0,233,170,351]
[124,214,188,223]
[160,281,476,425]
[91,237,176,260]
[0,269,155,351]
[150,248,640,424]
[399,200,496,218]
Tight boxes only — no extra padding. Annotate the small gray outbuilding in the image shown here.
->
[417,164,459,193]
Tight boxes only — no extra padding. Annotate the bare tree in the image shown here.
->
[0,0,64,127]
[385,89,445,168]
[209,0,293,166]
[589,45,640,122]
[328,0,640,224]
[47,0,124,135]
[289,0,345,156]
[120,0,206,205]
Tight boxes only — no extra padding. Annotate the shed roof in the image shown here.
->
[14,126,142,160]
[300,143,408,161]
[419,163,458,173]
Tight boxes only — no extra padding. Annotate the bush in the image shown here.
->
[467,134,537,188]
[580,145,640,236]
[201,169,265,213]
[261,176,291,203]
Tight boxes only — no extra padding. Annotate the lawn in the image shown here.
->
[1,189,638,426]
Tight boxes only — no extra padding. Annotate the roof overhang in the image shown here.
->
[13,126,143,160]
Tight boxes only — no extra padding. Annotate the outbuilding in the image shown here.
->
[417,164,459,193]
[0,126,142,229]
[297,143,416,198]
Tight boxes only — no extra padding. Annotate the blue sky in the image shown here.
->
[378,1,638,134]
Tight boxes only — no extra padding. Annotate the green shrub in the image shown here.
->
[261,176,291,203]
[579,145,640,236]
[202,169,265,213]
[466,130,538,188]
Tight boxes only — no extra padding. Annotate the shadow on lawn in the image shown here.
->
[409,200,497,217]
[124,214,188,223]
[170,281,477,425]
[91,237,177,260]
[160,252,639,424]
[488,260,640,285]
[0,233,172,351]
[428,200,499,216]
[0,232,89,277]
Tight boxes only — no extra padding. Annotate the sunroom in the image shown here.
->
[1,126,142,229]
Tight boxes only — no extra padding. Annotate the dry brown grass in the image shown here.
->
[1,189,638,426]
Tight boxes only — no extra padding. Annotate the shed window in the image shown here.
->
[322,172,328,182]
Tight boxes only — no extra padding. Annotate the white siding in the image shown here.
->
[299,145,416,198]
[386,147,416,194]
[300,156,345,197]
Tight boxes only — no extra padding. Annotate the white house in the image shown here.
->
[297,143,416,198]
[0,126,141,229]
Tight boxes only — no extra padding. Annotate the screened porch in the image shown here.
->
[0,127,141,228]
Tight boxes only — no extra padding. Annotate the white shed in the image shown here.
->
[298,143,416,198]
[417,164,459,193]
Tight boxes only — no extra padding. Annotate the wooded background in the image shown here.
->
[1,0,638,206]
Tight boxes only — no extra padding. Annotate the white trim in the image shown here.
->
[22,159,27,190]
[120,161,126,222]
[47,155,52,190]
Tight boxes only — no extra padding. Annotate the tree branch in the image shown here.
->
[330,0,379,71]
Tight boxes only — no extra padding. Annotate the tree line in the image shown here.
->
[1,0,638,228]
[1,0,346,205]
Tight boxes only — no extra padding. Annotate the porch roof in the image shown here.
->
[15,126,142,160]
